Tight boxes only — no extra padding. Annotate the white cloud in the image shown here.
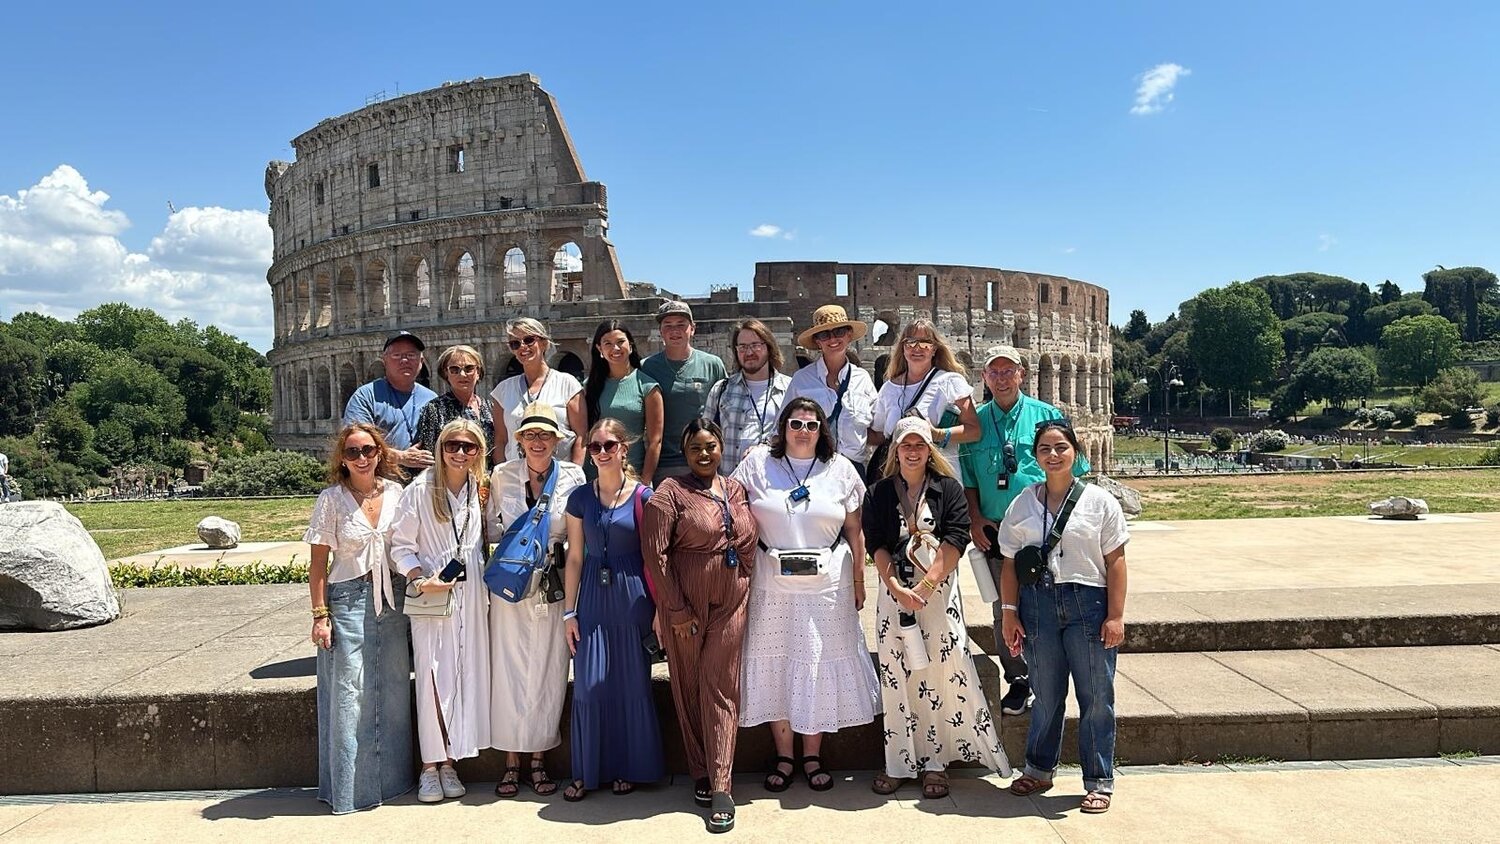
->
[1318,233,1337,252]
[1131,63,1191,116]
[749,223,795,240]
[0,165,274,350]
[1062,246,1077,254]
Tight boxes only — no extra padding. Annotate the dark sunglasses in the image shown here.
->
[1035,417,1074,433]
[586,439,623,455]
[508,335,541,350]
[342,444,380,461]
[445,364,479,376]
[786,419,821,433]
[442,440,480,454]
[812,326,852,343]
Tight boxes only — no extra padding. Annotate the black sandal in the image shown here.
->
[494,765,521,798]
[802,755,834,792]
[612,779,635,796]
[764,755,795,792]
[528,758,557,796]
[694,776,712,808]
[562,779,588,802]
[708,791,735,834]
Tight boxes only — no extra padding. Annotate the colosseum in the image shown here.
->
[264,74,1111,468]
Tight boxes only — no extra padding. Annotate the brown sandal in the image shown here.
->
[1080,790,1111,813]
[871,773,907,795]
[1008,774,1054,797]
[494,765,521,798]
[920,770,949,799]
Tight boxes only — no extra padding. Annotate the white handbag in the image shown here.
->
[401,580,454,618]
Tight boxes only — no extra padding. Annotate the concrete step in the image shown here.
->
[3,586,1498,795]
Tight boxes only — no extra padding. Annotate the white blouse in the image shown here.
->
[871,369,974,466]
[490,370,583,462]
[996,483,1130,588]
[485,458,587,546]
[390,472,487,579]
[303,478,403,612]
[786,359,877,464]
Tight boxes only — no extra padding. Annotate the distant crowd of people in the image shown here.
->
[310,300,1129,830]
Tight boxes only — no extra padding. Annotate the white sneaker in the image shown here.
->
[418,768,443,803]
[439,765,466,798]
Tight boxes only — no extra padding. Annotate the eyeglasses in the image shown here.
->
[903,338,935,350]
[1035,417,1074,433]
[445,364,479,376]
[342,444,380,461]
[442,441,480,454]
[812,326,852,343]
[586,439,623,455]
[786,419,821,433]
[985,366,1022,379]
[508,335,542,350]
[735,342,767,353]
[518,430,556,441]
[385,351,422,362]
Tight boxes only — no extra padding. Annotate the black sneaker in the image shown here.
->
[1000,680,1033,716]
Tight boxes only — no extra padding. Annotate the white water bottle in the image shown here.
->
[899,614,930,671]
[967,544,1000,604]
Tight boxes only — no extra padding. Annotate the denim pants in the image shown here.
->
[1019,581,1116,794]
[317,575,415,813]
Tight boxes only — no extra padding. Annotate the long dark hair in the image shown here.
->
[768,398,836,462]
[585,319,643,426]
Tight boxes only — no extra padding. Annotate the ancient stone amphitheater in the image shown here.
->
[264,75,1112,467]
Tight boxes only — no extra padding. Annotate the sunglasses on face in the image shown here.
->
[445,364,479,376]
[903,338,935,350]
[508,335,541,350]
[812,326,852,344]
[786,419,821,433]
[518,430,556,442]
[586,439,623,455]
[342,444,380,461]
[442,440,480,455]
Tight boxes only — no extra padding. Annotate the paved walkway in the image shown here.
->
[2,760,1496,842]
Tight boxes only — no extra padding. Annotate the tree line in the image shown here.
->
[0,303,275,497]
[1113,267,1499,428]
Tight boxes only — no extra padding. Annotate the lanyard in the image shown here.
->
[449,476,472,555]
[698,476,739,568]
[595,479,628,561]
[899,474,929,539]
[740,374,776,441]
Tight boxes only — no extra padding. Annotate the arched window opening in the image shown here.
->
[365,259,390,317]
[552,242,583,302]
[450,251,476,309]
[335,267,357,326]
[502,247,527,305]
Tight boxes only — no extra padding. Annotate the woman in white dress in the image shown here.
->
[732,398,880,793]
[491,317,587,465]
[863,416,1010,799]
[390,418,491,803]
[485,402,586,799]
[866,318,980,479]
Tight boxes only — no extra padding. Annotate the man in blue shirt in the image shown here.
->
[960,345,1090,716]
[343,331,438,476]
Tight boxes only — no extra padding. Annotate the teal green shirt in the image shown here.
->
[640,348,727,469]
[960,393,1090,522]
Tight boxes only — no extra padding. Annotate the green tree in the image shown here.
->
[1188,282,1284,396]
[1295,347,1377,409]
[1377,280,1402,304]
[44,339,107,403]
[204,451,325,496]
[1422,266,1499,342]
[1416,367,1483,416]
[1380,315,1461,386]
[1364,296,1438,335]
[133,339,233,435]
[1282,312,1349,357]
[71,355,188,439]
[43,402,94,462]
[1122,309,1151,341]
[0,330,43,435]
[6,311,74,350]
[75,302,174,352]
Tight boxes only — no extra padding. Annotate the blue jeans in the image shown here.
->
[1019,581,1116,794]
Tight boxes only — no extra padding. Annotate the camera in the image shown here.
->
[1003,441,1018,475]
[789,484,810,503]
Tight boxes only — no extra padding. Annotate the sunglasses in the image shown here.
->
[442,440,480,454]
[786,419,821,433]
[903,338,936,350]
[508,335,542,350]
[1035,417,1074,433]
[586,439,623,455]
[518,429,555,441]
[342,444,380,461]
[445,364,479,376]
[812,326,852,343]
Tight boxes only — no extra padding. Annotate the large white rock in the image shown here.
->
[1369,496,1429,519]
[197,516,241,549]
[0,501,120,631]
[1095,476,1144,520]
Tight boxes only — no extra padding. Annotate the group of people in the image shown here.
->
[311,299,1129,830]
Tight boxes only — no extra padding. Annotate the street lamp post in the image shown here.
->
[1142,368,1184,473]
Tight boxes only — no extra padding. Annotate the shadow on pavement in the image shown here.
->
[200,789,327,821]
[250,656,315,679]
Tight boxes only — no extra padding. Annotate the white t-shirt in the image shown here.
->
[996,483,1130,588]
[871,369,974,466]
[731,447,864,597]
[0,452,8,474]
[490,370,583,461]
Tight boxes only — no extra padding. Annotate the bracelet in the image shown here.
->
[939,428,953,448]
[562,610,578,621]
[917,577,938,592]
[311,605,331,619]
[1000,603,1019,612]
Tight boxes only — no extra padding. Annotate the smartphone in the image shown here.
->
[642,630,667,663]
[438,558,467,583]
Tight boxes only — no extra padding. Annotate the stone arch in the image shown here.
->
[312,272,333,329]
[444,246,478,310]
[871,310,900,346]
[1037,354,1055,405]
[295,367,311,421]
[365,257,390,317]
[400,254,432,310]
[293,276,311,331]
[315,365,333,419]
[365,359,384,381]
[501,246,527,306]
[551,241,584,302]
[335,265,358,327]
[553,350,586,381]
[1058,357,1075,406]
[338,360,358,410]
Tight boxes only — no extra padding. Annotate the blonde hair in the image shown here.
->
[885,318,967,382]
[587,417,639,481]
[430,419,489,523]
[880,432,957,480]
[325,423,405,485]
[506,317,552,346]
[435,345,484,387]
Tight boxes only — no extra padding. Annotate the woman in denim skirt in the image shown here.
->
[997,419,1130,814]
[305,423,414,813]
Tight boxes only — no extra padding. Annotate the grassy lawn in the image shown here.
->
[1116,435,1497,467]
[67,497,316,560]
[1128,468,1500,520]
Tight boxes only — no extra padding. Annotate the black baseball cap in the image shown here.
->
[382,330,425,352]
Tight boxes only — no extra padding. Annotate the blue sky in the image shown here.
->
[2,1,1497,352]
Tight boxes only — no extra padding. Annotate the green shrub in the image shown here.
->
[1370,409,1398,428]
[1478,446,1500,467]
[110,560,309,588]
[1486,404,1500,428]
[203,450,324,496]
[1209,427,1235,451]
[1390,402,1418,427]
[1247,430,1289,452]
[1448,410,1475,430]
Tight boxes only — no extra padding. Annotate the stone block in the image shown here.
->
[212,691,318,788]
[1369,496,1429,519]
[95,698,216,792]
[0,501,119,631]
[197,517,242,549]
[0,700,99,795]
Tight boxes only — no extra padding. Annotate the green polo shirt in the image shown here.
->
[960,393,1090,522]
